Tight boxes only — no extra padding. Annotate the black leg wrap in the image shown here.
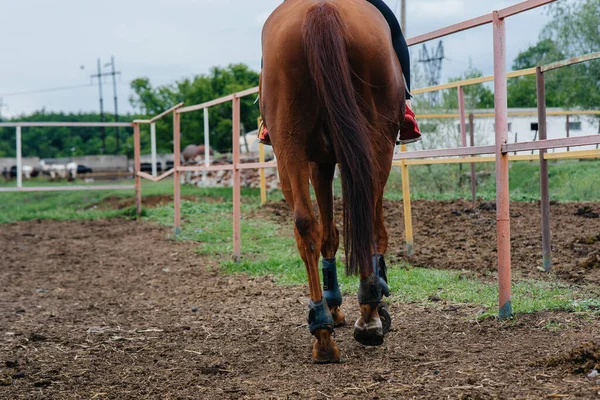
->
[307,300,334,335]
[322,258,342,307]
[375,253,389,284]
[357,254,390,304]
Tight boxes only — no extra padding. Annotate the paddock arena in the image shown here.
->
[2,198,600,399]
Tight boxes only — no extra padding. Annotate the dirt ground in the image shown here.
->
[2,216,600,399]
[259,199,600,284]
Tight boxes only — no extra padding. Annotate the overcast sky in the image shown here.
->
[0,0,553,118]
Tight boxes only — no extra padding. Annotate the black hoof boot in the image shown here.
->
[322,258,342,307]
[378,302,392,335]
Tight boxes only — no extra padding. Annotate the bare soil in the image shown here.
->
[2,217,600,398]
[259,199,600,284]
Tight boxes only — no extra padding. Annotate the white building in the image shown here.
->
[414,108,600,154]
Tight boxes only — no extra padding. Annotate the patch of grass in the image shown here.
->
[0,189,134,223]
[226,254,600,318]
[383,159,600,202]
[0,178,263,224]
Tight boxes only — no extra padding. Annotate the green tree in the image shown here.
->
[441,66,494,110]
[508,0,600,109]
[542,0,600,110]
[129,63,261,154]
[507,39,568,108]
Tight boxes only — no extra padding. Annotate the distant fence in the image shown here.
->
[0,122,135,191]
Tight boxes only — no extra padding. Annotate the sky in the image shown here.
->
[0,0,554,118]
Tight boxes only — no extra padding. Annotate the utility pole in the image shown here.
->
[0,98,7,120]
[91,57,121,154]
[400,0,407,34]
[418,42,445,105]
[109,56,121,152]
[91,59,106,153]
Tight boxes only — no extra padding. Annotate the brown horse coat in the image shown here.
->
[260,0,405,362]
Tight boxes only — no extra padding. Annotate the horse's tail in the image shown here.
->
[303,3,374,276]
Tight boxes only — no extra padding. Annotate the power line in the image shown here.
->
[90,57,122,154]
[0,83,93,97]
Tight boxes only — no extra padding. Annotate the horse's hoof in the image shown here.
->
[330,305,346,327]
[378,302,392,335]
[353,317,384,346]
[312,329,341,364]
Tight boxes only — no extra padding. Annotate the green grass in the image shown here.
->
[223,238,600,319]
[384,159,600,202]
[0,179,262,224]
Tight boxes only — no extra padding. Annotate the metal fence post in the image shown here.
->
[469,113,476,202]
[400,144,414,256]
[174,112,181,234]
[493,11,512,320]
[536,67,552,272]
[133,123,142,216]
[150,123,157,177]
[458,86,467,147]
[566,114,570,152]
[232,95,241,261]
[16,126,22,189]
[203,108,210,184]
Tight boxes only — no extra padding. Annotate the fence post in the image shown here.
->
[536,67,552,272]
[458,86,467,147]
[258,117,267,205]
[493,11,512,320]
[173,112,181,234]
[16,126,22,189]
[203,108,210,184]
[232,95,241,261]
[469,113,476,202]
[133,123,142,216]
[400,144,414,256]
[150,122,157,177]
[566,114,570,152]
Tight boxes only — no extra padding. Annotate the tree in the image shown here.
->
[441,66,494,110]
[508,0,600,109]
[507,39,568,108]
[542,0,600,110]
[129,64,261,154]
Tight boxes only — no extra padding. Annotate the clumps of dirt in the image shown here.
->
[577,234,600,245]
[581,252,600,270]
[477,202,496,212]
[26,332,47,342]
[543,341,600,374]
[576,205,599,219]
[86,194,221,210]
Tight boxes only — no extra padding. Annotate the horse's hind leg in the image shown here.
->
[310,162,345,327]
[280,161,341,363]
[354,153,395,345]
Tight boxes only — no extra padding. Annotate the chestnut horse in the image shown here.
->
[260,0,404,363]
